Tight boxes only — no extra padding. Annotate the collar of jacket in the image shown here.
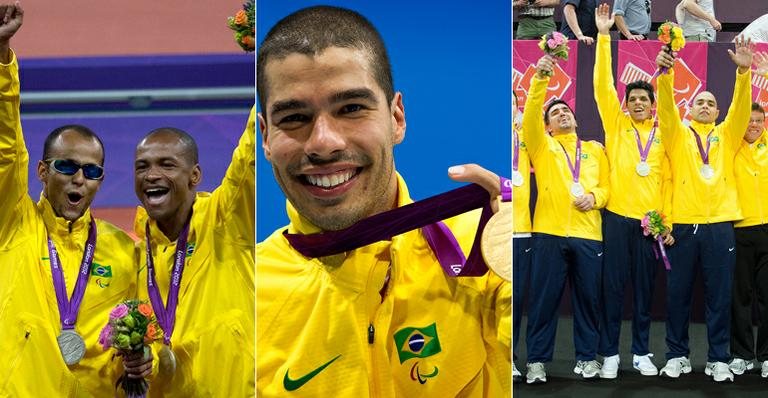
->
[689,119,717,135]
[37,193,92,239]
[134,193,207,245]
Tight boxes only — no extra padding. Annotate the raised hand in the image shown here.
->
[656,46,676,69]
[595,3,614,35]
[0,1,22,43]
[535,55,556,78]
[728,35,754,73]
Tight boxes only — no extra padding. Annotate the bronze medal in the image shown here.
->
[481,197,512,282]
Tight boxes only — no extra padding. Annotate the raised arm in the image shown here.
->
[593,4,623,144]
[521,56,555,159]
[721,37,754,152]
[655,48,683,153]
[0,2,25,245]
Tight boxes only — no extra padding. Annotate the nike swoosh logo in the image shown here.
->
[729,247,735,252]
[283,355,341,391]
[597,252,603,257]
[525,248,532,253]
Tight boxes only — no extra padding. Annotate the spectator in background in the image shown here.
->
[514,0,561,40]
[676,0,720,42]
[561,0,598,45]
[737,14,768,43]
[614,0,651,40]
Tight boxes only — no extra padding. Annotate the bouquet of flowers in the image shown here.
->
[538,31,569,76]
[227,1,255,52]
[641,210,672,270]
[656,22,686,75]
[99,300,163,398]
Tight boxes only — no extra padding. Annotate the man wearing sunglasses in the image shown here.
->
[0,3,151,396]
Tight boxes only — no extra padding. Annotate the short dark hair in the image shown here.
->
[752,102,765,114]
[257,6,394,118]
[42,125,105,165]
[143,127,199,165]
[625,80,655,104]
[544,99,572,124]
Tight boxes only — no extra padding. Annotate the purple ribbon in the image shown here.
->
[653,236,671,270]
[145,221,190,345]
[513,130,520,172]
[632,120,657,162]
[48,218,97,331]
[690,126,714,166]
[559,139,582,183]
[284,179,511,278]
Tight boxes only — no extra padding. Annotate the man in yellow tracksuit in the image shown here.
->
[0,4,143,396]
[133,109,255,397]
[522,55,610,384]
[592,5,673,379]
[730,102,768,378]
[512,92,532,383]
[256,6,510,397]
[654,38,754,383]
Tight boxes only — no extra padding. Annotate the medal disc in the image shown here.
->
[570,182,585,198]
[700,164,714,180]
[159,344,177,378]
[636,161,651,177]
[511,170,524,187]
[57,329,86,365]
[481,198,512,282]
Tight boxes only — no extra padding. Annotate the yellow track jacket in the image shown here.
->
[595,34,671,220]
[734,129,768,228]
[523,75,610,241]
[514,129,532,234]
[135,109,255,397]
[257,175,511,397]
[0,51,136,397]
[657,68,751,224]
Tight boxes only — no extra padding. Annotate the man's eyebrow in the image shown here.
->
[269,99,307,116]
[329,88,378,105]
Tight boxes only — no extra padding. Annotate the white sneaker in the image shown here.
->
[633,353,658,376]
[600,355,619,379]
[761,361,768,378]
[574,360,601,379]
[513,362,522,383]
[705,361,734,382]
[526,362,547,384]
[728,358,754,375]
[659,356,692,378]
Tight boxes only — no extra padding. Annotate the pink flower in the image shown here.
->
[547,39,558,49]
[641,216,651,236]
[553,32,566,45]
[98,324,113,351]
[110,304,129,320]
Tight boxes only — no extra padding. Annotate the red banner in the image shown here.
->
[617,41,708,122]
[513,40,578,113]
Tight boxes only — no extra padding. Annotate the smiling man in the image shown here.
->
[592,4,672,379]
[0,3,147,396]
[256,5,510,397]
[132,112,255,397]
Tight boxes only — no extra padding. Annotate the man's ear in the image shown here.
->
[259,112,273,160]
[391,92,406,145]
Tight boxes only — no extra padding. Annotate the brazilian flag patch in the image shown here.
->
[393,323,442,364]
[91,263,112,277]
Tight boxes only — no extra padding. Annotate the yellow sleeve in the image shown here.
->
[0,49,24,247]
[656,70,683,154]
[211,107,255,248]
[590,142,610,209]
[720,69,753,153]
[660,153,674,230]
[522,75,550,158]
[594,34,622,143]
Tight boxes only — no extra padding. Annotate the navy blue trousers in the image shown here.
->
[513,236,532,359]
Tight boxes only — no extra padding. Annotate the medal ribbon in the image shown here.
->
[513,130,520,172]
[48,218,97,331]
[145,220,190,345]
[558,139,581,183]
[632,119,657,162]
[284,178,512,277]
[690,126,714,166]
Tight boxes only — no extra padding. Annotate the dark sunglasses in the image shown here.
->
[46,159,104,180]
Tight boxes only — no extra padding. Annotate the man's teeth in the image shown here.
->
[306,171,354,188]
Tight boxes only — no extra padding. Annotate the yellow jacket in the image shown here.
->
[595,33,671,220]
[256,175,511,397]
[514,129,532,234]
[135,109,255,397]
[734,129,768,228]
[0,51,136,397]
[658,69,751,224]
[523,75,610,241]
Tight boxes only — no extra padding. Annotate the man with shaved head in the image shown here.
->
[132,112,255,396]
[654,37,761,382]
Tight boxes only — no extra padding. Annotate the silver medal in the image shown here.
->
[570,182,585,198]
[636,161,651,177]
[159,344,177,378]
[512,170,524,187]
[57,329,86,365]
[700,164,714,180]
